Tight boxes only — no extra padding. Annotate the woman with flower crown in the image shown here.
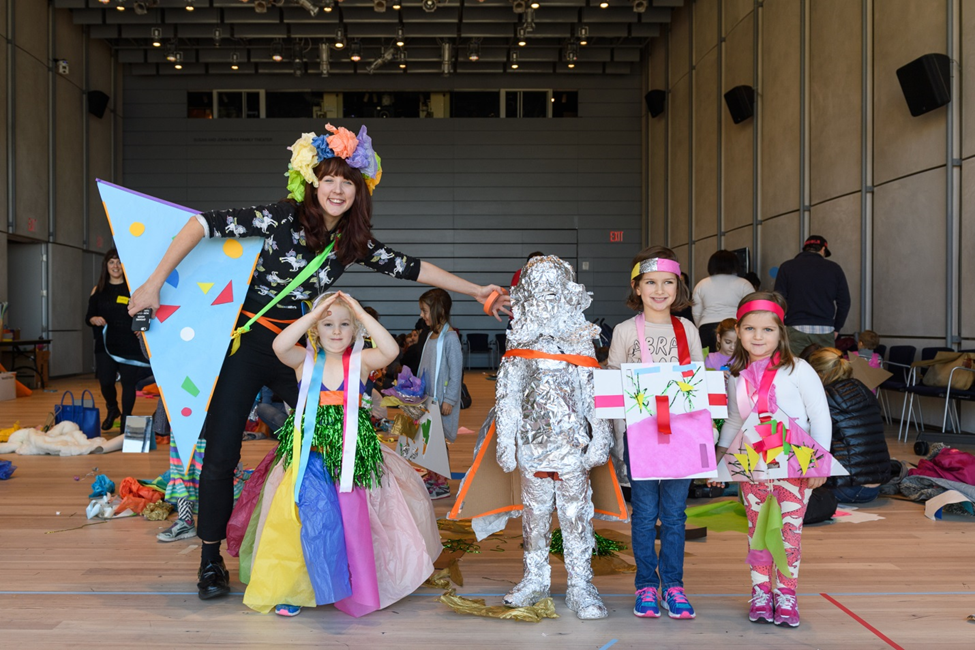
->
[127,124,510,601]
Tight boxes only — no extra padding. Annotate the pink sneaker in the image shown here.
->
[773,588,800,627]
[748,583,773,624]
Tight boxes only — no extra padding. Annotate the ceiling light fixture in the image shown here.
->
[350,40,362,62]
[397,49,407,69]
[254,0,268,13]
[116,1,125,12]
[467,40,480,62]
[530,1,540,8]
[173,52,183,70]
[319,41,330,77]
[422,0,438,12]
[511,0,526,13]
[271,40,284,62]
[231,51,240,70]
[577,24,589,46]
[599,1,609,7]
[334,26,346,49]
[322,0,335,12]
[631,0,647,12]
[373,0,387,12]
[517,25,527,46]
[509,50,519,70]
[185,0,194,11]
[213,28,222,47]
[297,0,320,16]
[150,27,162,47]
[442,41,453,76]
[133,1,148,15]
[396,25,405,47]
[165,41,178,62]
[392,1,401,8]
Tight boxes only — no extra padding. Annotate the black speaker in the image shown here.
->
[88,90,110,119]
[723,85,755,124]
[896,53,951,117]
[645,89,666,118]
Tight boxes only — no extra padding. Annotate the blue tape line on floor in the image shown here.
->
[598,641,618,650]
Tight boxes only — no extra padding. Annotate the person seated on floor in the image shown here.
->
[807,347,891,504]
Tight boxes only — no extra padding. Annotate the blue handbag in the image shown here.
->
[54,390,101,439]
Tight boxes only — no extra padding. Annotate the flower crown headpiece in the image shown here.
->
[286,123,383,203]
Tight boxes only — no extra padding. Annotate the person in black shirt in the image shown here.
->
[126,124,511,601]
[86,249,151,432]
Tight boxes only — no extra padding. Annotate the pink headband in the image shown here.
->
[631,257,681,280]
[736,299,785,322]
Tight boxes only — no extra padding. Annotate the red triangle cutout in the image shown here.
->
[211,280,234,306]
[155,304,180,323]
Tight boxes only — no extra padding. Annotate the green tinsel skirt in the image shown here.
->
[274,405,383,490]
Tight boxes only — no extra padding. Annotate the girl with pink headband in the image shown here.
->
[715,291,831,627]
[607,246,704,620]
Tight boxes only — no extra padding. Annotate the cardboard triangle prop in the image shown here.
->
[96,180,262,473]
[715,415,849,482]
[446,420,628,526]
[395,396,451,478]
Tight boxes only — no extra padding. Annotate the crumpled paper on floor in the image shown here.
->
[142,500,174,521]
[439,589,559,622]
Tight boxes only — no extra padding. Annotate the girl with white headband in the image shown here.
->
[606,246,704,620]
[715,291,830,627]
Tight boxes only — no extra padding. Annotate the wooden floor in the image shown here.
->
[1,372,973,649]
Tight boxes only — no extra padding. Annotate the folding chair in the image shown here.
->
[877,345,915,433]
[464,333,490,370]
[900,346,953,442]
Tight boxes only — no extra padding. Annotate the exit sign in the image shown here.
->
[610,231,624,242]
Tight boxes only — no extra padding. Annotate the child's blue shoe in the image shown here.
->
[275,604,302,617]
[662,587,696,619]
[633,587,660,618]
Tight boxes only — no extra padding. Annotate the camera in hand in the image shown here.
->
[132,308,152,332]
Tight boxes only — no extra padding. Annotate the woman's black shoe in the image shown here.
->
[101,407,120,431]
[197,557,230,600]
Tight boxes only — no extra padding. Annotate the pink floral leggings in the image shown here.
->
[740,478,811,590]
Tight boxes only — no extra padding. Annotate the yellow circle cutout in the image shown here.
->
[129,222,145,237]
[223,239,243,259]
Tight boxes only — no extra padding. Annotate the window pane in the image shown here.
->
[521,91,548,118]
[343,92,427,118]
[451,91,500,117]
[266,91,318,118]
[552,91,579,118]
[187,91,213,119]
[504,91,518,118]
[217,91,243,119]
[245,92,261,119]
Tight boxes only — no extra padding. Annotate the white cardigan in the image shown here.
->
[691,274,755,326]
[718,358,832,451]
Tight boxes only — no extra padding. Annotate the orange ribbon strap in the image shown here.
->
[503,348,600,368]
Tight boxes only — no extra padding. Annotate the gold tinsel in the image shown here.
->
[438,589,559,622]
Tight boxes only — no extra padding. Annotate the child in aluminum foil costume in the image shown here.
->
[496,255,613,620]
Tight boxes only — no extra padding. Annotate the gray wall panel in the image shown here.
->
[0,42,6,232]
[694,0,720,65]
[55,76,85,247]
[14,56,49,240]
[724,0,755,37]
[670,2,691,85]
[669,74,690,246]
[649,33,668,246]
[962,161,975,338]
[13,0,46,63]
[873,168,946,337]
[809,0,862,205]
[760,0,801,220]
[50,330,82,377]
[964,0,975,159]
[49,243,83,332]
[873,0,946,185]
[693,48,719,240]
[692,235,717,289]
[722,14,754,231]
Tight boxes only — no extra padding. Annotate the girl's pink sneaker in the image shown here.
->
[773,588,800,627]
[748,583,773,624]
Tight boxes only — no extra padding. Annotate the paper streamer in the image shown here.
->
[339,335,365,493]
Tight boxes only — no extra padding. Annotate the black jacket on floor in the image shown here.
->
[825,378,891,488]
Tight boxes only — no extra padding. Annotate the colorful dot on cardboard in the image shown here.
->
[211,281,233,306]
[180,327,195,342]
[181,407,192,417]
[181,376,200,398]
[165,269,179,289]
[155,305,180,323]
[129,222,145,237]
[223,240,244,259]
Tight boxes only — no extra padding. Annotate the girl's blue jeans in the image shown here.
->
[625,435,691,592]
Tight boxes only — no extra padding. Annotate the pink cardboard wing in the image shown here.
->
[628,409,717,480]
[715,415,848,482]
